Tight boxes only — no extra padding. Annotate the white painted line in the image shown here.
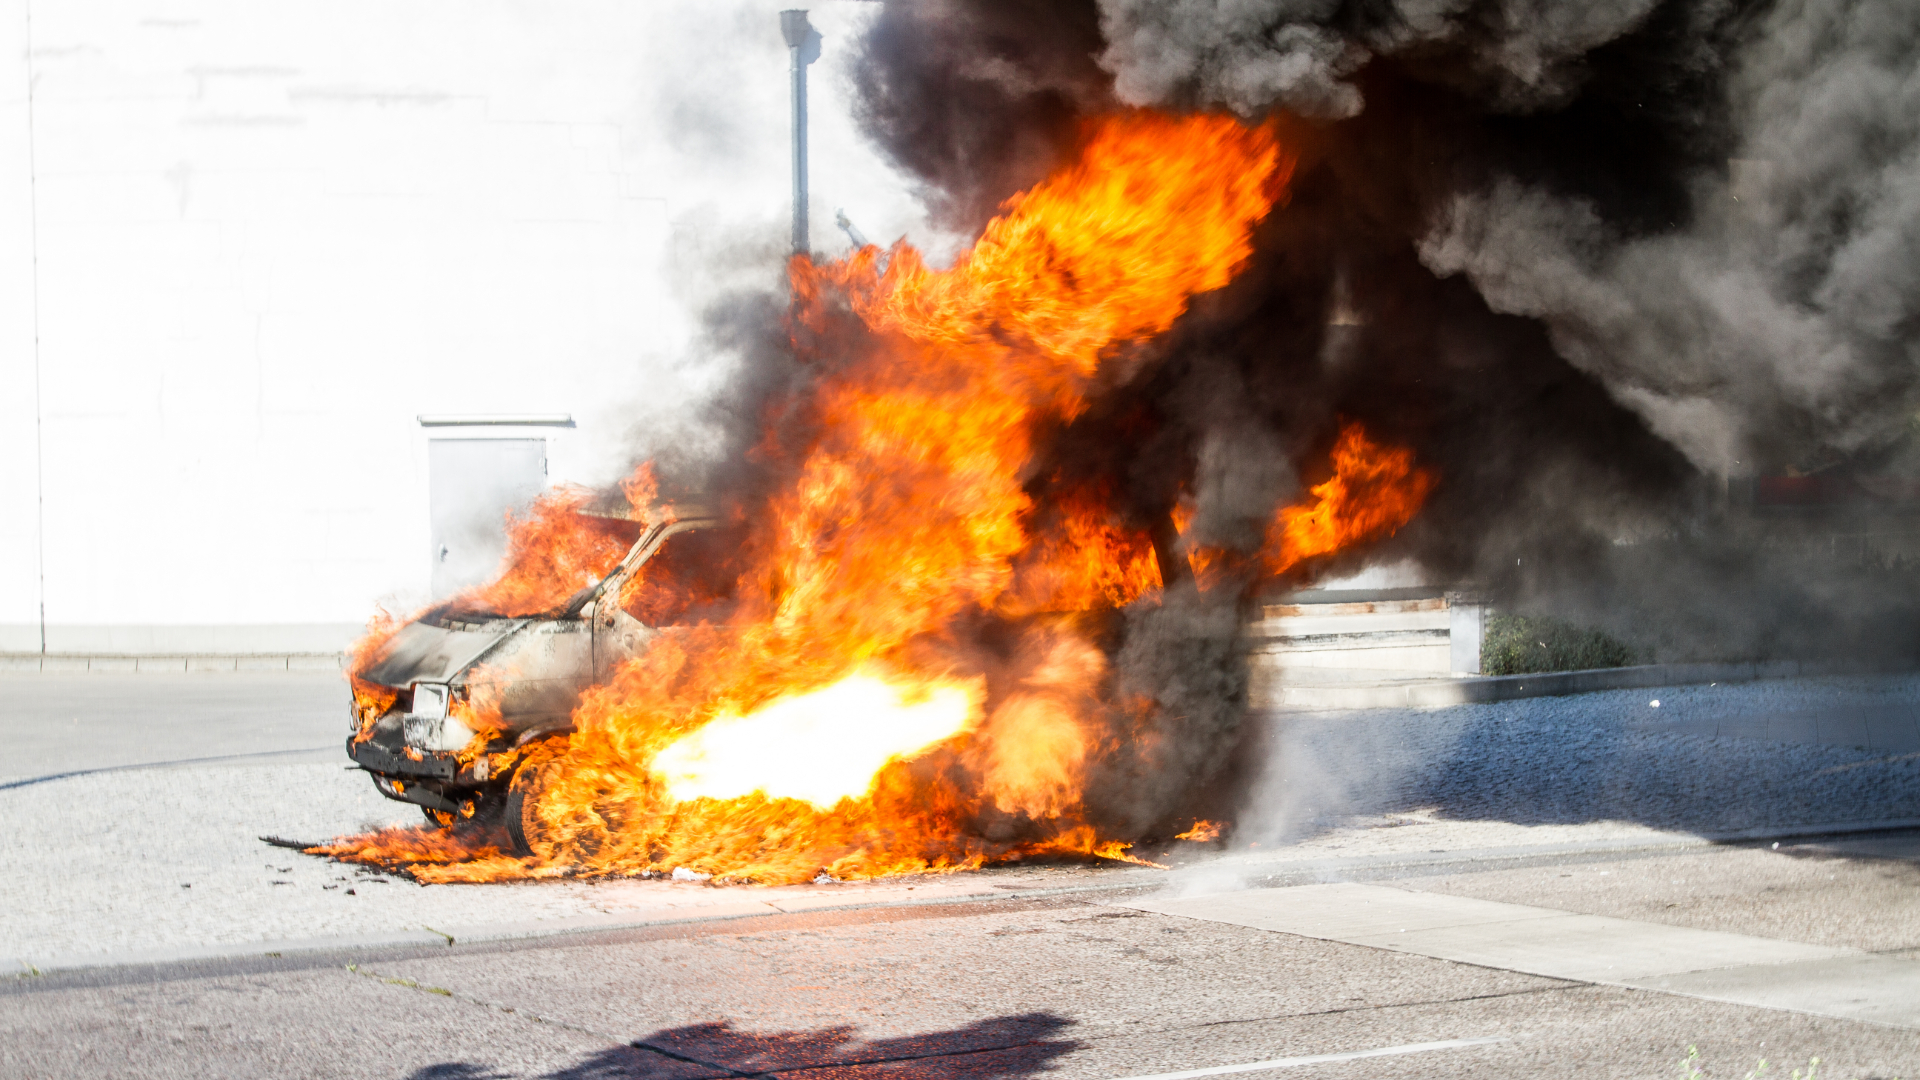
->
[1105,1037,1507,1080]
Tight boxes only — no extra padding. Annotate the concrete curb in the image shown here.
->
[0,653,345,673]
[2,895,1023,980]
[1269,658,1914,709]
[12,819,1917,980]
[1165,818,1920,893]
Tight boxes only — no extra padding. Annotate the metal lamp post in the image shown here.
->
[780,10,813,256]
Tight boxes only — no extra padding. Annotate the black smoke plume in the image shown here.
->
[839,0,1920,669]
[641,0,1917,843]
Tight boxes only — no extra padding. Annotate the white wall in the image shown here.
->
[0,0,41,648]
[0,0,936,653]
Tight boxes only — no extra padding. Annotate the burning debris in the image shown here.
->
[1175,820,1225,843]
[325,0,1920,884]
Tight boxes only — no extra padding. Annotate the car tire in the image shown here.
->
[504,787,539,857]
[502,734,571,858]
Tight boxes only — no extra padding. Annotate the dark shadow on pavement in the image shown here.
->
[402,1013,1079,1080]
[1242,690,1920,841]
[404,1066,514,1080]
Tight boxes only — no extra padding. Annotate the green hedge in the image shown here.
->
[1482,612,1639,675]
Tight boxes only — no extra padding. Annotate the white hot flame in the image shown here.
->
[651,673,983,809]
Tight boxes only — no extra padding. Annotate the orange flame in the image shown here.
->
[327,112,1435,886]
[506,111,1285,883]
[833,110,1292,403]
[348,607,406,736]
[1176,819,1224,842]
[1002,482,1165,614]
[1263,422,1436,577]
[452,488,632,618]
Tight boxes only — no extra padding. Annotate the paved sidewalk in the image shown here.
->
[9,672,1920,977]
[9,672,1920,1079]
[10,847,1920,1080]
[1128,881,1920,1029]
[0,752,1718,974]
[0,671,348,776]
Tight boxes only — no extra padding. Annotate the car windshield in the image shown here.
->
[614,524,745,626]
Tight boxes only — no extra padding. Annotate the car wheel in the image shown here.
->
[502,734,570,858]
[504,787,537,856]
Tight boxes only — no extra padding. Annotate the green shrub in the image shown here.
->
[1482,612,1639,675]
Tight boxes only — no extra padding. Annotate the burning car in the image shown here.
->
[318,112,1440,886]
[346,501,736,853]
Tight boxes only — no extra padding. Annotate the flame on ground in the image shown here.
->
[1176,820,1225,842]
[326,111,1435,885]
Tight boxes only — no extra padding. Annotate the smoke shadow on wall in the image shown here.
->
[404,1013,1081,1080]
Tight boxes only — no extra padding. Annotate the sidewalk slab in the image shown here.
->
[1350,912,1846,982]
[11,822,1919,982]
[1126,883,1850,981]
[1124,882,1915,1029]
[1116,883,1562,939]
[1627,955,1920,1029]
[765,881,1005,913]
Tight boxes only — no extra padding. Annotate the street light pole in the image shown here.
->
[780,10,811,257]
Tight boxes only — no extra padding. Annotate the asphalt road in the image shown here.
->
[5,838,1919,1080]
[0,672,347,777]
[3,671,1918,1079]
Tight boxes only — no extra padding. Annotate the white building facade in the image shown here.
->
[0,0,930,656]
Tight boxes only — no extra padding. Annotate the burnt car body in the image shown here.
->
[347,507,729,837]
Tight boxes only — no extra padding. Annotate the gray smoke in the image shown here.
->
[1424,0,1920,474]
[1096,579,1252,835]
[1101,0,1920,477]
[1097,0,1666,117]
[769,0,1920,843]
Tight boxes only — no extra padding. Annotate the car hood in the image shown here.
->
[357,617,528,689]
